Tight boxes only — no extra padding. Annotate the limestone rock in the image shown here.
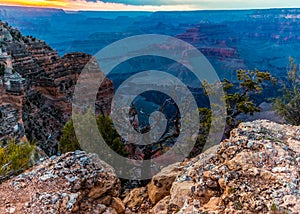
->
[0,20,114,156]
[126,120,300,213]
[111,197,125,214]
[1,120,300,213]
[123,187,148,210]
[0,151,122,213]
[151,196,170,214]
[147,162,182,204]
[157,120,300,213]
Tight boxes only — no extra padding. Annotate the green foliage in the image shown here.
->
[270,203,277,212]
[192,69,275,156]
[188,108,212,157]
[223,69,275,136]
[58,121,81,154]
[58,111,129,157]
[0,140,36,176]
[96,115,129,157]
[274,57,300,125]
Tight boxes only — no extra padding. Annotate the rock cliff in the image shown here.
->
[0,120,299,213]
[149,120,300,213]
[0,21,114,155]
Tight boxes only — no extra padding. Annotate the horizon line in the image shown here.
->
[0,4,300,12]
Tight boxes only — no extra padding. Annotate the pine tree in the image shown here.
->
[274,57,300,125]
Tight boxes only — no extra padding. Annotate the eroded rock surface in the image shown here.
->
[0,151,124,214]
[150,120,300,213]
[124,120,300,213]
[0,21,114,155]
[0,120,299,213]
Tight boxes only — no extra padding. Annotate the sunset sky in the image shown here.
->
[0,0,298,11]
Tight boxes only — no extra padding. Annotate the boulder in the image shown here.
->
[158,120,300,213]
[127,120,300,213]
[0,151,122,213]
[123,187,148,210]
[147,162,182,204]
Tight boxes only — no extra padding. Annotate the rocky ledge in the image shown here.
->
[149,120,300,214]
[0,151,123,214]
[0,120,299,214]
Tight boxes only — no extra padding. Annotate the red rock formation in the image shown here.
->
[0,22,114,155]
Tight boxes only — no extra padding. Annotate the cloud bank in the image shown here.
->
[0,0,299,11]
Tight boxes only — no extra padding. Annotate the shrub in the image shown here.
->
[274,57,300,125]
[0,140,36,176]
[58,111,129,157]
[190,69,275,156]
[202,69,275,137]
[223,69,276,135]
[58,121,81,154]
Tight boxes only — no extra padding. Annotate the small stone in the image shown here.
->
[65,175,78,183]
[247,141,254,148]
[9,207,15,213]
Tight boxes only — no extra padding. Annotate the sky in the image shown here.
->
[0,0,299,11]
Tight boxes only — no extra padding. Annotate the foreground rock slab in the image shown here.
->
[0,151,124,214]
[151,120,300,213]
[0,120,299,213]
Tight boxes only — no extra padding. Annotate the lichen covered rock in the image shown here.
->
[0,151,124,213]
[0,120,299,213]
[151,120,300,213]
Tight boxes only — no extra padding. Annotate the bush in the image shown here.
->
[203,69,275,138]
[185,69,276,157]
[96,115,129,157]
[224,69,275,133]
[0,140,36,176]
[58,111,129,157]
[274,57,300,125]
[58,121,81,154]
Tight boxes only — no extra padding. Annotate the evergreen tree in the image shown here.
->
[223,69,276,135]
[58,111,128,157]
[191,69,276,157]
[274,57,300,125]
[58,121,81,154]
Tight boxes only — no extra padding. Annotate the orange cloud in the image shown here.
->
[0,0,68,8]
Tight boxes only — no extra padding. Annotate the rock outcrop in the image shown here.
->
[0,120,299,213]
[0,21,114,155]
[131,120,300,213]
[0,151,124,214]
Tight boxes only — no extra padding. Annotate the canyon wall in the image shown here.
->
[0,21,114,155]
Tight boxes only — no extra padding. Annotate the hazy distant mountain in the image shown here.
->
[1,6,300,78]
[0,5,65,17]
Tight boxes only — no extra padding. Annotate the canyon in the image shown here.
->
[0,8,299,213]
[1,7,300,79]
[0,21,114,155]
